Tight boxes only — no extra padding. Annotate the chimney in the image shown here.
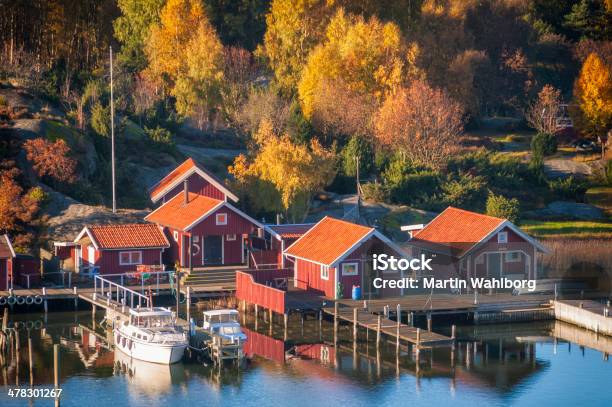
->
[183,179,188,204]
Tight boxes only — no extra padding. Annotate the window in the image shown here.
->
[193,235,199,243]
[216,213,227,225]
[505,252,521,263]
[497,231,508,243]
[226,234,236,241]
[173,231,179,242]
[119,251,142,265]
[342,262,358,276]
[321,265,329,280]
[476,254,485,265]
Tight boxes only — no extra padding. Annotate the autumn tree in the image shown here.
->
[0,165,41,249]
[525,85,563,134]
[221,47,260,124]
[573,52,612,137]
[229,122,337,222]
[298,9,404,120]
[374,80,463,170]
[23,138,77,184]
[259,0,335,93]
[114,0,166,71]
[145,0,225,129]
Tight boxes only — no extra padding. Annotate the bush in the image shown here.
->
[604,160,612,186]
[548,176,588,200]
[441,174,487,209]
[531,132,557,159]
[342,135,373,177]
[0,95,7,106]
[361,181,389,202]
[27,186,48,205]
[486,192,520,223]
[144,126,174,146]
[90,102,110,137]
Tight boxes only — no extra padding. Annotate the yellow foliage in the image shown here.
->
[229,130,337,221]
[298,9,404,118]
[574,53,612,136]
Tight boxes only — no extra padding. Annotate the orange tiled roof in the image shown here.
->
[145,192,224,231]
[284,217,374,266]
[412,207,505,257]
[267,224,315,239]
[149,158,198,200]
[86,224,169,250]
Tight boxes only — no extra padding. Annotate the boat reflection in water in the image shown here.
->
[114,349,187,396]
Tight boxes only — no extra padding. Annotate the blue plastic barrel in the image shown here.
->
[352,285,362,300]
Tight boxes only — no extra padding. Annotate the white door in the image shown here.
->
[88,245,96,271]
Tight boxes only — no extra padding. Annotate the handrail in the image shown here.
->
[94,274,150,309]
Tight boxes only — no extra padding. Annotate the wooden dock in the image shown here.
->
[323,304,454,347]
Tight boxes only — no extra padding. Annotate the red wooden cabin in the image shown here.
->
[70,224,170,275]
[0,235,15,290]
[145,191,263,268]
[284,217,405,299]
[404,207,549,283]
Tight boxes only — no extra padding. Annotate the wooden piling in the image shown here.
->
[427,314,432,331]
[353,308,358,343]
[54,343,60,407]
[416,328,421,350]
[283,313,288,341]
[186,287,191,327]
[376,314,381,348]
[334,302,339,345]
[451,324,456,340]
[2,307,7,331]
[396,304,401,354]
[28,335,33,386]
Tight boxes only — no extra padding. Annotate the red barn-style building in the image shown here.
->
[0,235,15,290]
[70,224,170,275]
[284,217,405,299]
[149,157,238,205]
[145,192,263,268]
[404,207,549,283]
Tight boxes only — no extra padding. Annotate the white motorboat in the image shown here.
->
[114,307,188,364]
[202,309,247,345]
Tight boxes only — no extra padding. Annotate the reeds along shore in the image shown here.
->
[541,239,612,291]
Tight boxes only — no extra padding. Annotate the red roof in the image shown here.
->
[412,207,505,257]
[145,192,224,231]
[266,224,315,239]
[149,158,237,202]
[79,224,170,250]
[0,235,15,258]
[284,217,374,266]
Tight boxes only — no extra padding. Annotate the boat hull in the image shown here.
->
[114,329,187,364]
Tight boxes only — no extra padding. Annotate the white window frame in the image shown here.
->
[341,262,359,276]
[505,251,521,263]
[119,251,143,266]
[173,231,179,242]
[320,265,329,280]
[226,234,236,241]
[216,213,228,225]
[497,231,508,244]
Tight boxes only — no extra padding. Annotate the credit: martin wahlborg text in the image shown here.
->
[371,254,537,292]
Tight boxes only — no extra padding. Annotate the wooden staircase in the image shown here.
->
[181,267,245,289]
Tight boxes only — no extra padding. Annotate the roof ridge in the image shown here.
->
[445,206,505,222]
[320,215,374,232]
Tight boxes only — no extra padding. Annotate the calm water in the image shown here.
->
[0,311,611,407]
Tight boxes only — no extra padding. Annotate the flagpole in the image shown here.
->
[110,46,116,214]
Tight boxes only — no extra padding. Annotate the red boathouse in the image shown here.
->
[0,235,15,290]
[70,224,170,275]
[284,217,405,299]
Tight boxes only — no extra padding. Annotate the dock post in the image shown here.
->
[427,314,432,331]
[353,308,358,343]
[53,343,60,407]
[73,286,78,309]
[28,334,33,386]
[416,328,421,351]
[284,313,288,341]
[451,324,456,340]
[319,309,322,340]
[2,307,7,331]
[186,287,192,325]
[409,312,414,327]
[269,308,273,325]
[334,302,339,345]
[396,304,400,354]
[43,287,48,314]
[376,314,381,349]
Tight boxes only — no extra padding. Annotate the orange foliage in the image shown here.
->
[23,138,77,183]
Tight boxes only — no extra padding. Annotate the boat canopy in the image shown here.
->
[129,307,173,317]
[203,309,239,317]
